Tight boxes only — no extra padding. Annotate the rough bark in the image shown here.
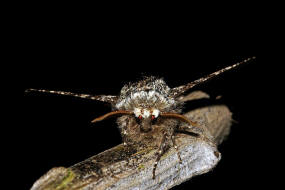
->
[30,91,232,190]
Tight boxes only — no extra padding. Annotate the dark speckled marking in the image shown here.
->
[214,151,220,158]
[71,159,104,179]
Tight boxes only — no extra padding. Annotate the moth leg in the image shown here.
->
[121,118,131,146]
[171,135,182,164]
[117,116,132,146]
[152,131,171,179]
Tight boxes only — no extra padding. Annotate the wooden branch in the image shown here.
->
[30,91,232,190]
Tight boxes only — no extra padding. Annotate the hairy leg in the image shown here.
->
[152,130,173,179]
[171,135,182,164]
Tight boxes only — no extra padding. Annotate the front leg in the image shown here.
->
[171,135,182,164]
[152,130,173,179]
[117,116,133,146]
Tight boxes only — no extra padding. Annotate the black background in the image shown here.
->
[15,8,275,190]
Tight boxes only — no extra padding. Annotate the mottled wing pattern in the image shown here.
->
[25,89,118,104]
[171,57,256,97]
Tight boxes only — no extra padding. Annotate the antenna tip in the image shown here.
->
[25,88,36,93]
[25,89,31,93]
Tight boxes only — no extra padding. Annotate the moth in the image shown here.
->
[26,57,255,179]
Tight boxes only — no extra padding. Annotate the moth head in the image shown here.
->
[133,108,160,120]
[131,107,160,132]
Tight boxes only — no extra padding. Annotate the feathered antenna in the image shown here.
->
[170,57,256,97]
[25,88,118,104]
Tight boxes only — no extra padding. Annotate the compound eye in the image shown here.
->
[138,115,143,120]
[151,115,155,120]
